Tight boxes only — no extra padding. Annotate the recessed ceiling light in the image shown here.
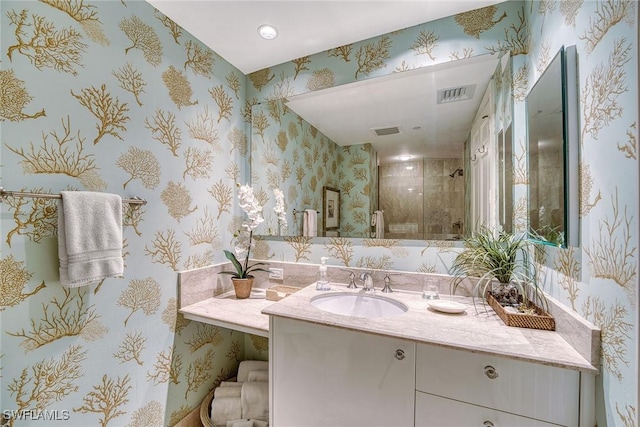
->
[257,24,278,40]
[397,155,413,161]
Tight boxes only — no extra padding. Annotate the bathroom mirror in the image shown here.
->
[251,52,512,241]
[526,45,579,247]
[497,54,514,234]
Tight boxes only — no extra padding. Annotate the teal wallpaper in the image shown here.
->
[524,2,638,426]
[251,101,377,238]
[251,101,341,235]
[334,143,377,238]
[0,1,263,426]
[1,1,638,426]
[245,1,638,425]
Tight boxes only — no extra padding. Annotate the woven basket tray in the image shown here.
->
[486,292,555,331]
[199,388,215,427]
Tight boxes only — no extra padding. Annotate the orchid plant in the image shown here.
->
[220,184,270,279]
[273,188,287,234]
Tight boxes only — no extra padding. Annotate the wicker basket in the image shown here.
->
[486,292,555,331]
[199,388,216,427]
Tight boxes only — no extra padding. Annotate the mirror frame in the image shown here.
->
[526,45,579,248]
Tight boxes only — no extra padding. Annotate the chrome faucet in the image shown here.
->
[360,272,374,293]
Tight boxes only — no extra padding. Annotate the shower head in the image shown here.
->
[449,168,463,178]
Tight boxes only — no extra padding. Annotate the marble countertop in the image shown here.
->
[262,283,598,373]
[179,288,273,337]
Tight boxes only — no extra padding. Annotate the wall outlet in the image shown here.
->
[269,268,284,280]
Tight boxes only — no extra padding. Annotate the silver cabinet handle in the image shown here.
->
[395,349,405,360]
[484,365,499,379]
[483,422,494,427]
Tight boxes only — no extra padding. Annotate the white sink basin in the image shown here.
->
[310,292,408,318]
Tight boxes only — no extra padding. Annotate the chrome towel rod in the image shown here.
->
[292,208,319,215]
[0,187,147,206]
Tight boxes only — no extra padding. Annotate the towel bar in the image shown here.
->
[292,208,319,215]
[0,187,147,206]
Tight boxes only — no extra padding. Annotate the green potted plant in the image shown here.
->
[450,226,554,330]
[219,184,270,299]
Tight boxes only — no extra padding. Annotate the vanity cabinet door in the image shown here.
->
[415,391,560,427]
[416,343,579,426]
[271,316,416,427]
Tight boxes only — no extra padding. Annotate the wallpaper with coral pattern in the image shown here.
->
[245,1,638,425]
[0,1,266,426]
[1,0,638,426]
[251,99,378,238]
[251,101,340,235]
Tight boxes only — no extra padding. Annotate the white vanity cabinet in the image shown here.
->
[415,343,581,427]
[269,314,594,427]
[270,316,416,427]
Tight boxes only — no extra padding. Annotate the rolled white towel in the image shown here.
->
[226,420,253,427]
[241,381,269,421]
[225,420,268,427]
[237,361,268,383]
[211,397,242,427]
[247,370,269,383]
[215,384,242,399]
[220,380,240,387]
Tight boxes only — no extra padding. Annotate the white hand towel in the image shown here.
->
[302,209,317,237]
[241,381,269,421]
[237,360,268,383]
[252,420,268,427]
[215,384,242,398]
[57,191,123,287]
[211,397,242,427]
[247,370,269,382]
[371,210,384,239]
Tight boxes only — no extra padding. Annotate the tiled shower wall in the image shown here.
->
[380,158,464,240]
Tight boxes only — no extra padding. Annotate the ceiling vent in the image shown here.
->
[437,84,477,104]
[372,126,401,136]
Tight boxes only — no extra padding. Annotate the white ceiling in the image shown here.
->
[147,0,505,74]
[286,53,501,163]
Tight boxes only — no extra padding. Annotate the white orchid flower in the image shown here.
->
[220,184,270,279]
[273,188,287,228]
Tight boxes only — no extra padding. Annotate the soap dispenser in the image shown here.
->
[316,257,330,291]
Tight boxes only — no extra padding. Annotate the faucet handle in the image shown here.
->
[340,269,357,289]
[381,272,394,293]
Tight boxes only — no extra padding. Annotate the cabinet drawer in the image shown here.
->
[416,344,579,426]
[415,391,562,427]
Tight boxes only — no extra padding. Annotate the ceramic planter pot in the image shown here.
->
[231,276,254,299]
